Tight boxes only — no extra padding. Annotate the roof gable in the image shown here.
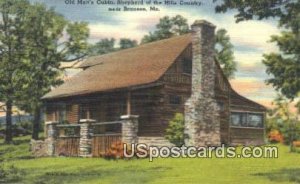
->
[43,34,191,99]
[214,59,266,110]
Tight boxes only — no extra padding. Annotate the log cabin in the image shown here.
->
[42,19,266,151]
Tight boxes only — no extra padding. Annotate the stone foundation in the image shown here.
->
[138,137,174,148]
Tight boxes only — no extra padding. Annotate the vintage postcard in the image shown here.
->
[0,0,299,183]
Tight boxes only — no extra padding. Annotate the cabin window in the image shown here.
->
[230,112,263,128]
[182,59,192,74]
[80,104,89,119]
[248,113,263,127]
[89,104,100,121]
[56,103,67,123]
[169,95,181,105]
[230,112,247,127]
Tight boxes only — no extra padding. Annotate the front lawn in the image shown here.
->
[1,136,300,184]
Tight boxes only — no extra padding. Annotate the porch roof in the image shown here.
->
[43,34,192,99]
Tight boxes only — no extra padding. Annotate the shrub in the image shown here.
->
[102,141,127,159]
[268,130,283,143]
[101,141,149,159]
[266,115,300,146]
[280,120,300,145]
[266,117,284,134]
[165,113,185,147]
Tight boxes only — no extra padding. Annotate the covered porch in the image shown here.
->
[45,115,138,157]
[45,84,164,136]
[44,89,139,157]
[41,86,170,157]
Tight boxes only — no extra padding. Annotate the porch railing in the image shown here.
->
[55,124,80,156]
[44,115,139,157]
[91,121,122,157]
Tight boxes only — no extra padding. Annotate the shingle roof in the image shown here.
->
[42,34,192,99]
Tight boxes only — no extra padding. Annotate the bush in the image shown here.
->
[268,130,283,143]
[279,120,300,145]
[102,141,149,160]
[266,115,300,146]
[165,113,185,147]
[102,141,126,159]
[266,117,284,135]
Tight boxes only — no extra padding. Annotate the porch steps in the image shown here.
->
[138,137,174,148]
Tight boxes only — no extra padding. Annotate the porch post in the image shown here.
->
[79,119,95,157]
[45,121,58,156]
[126,91,131,115]
[121,115,139,144]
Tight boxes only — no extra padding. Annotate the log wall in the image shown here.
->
[230,127,265,145]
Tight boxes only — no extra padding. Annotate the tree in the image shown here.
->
[88,38,138,56]
[141,15,189,43]
[215,0,300,100]
[119,38,137,50]
[165,113,185,146]
[17,3,89,140]
[88,38,115,56]
[215,29,236,79]
[142,15,237,78]
[263,33,300,100]
[215,0,296,23]
[0,0,30,143]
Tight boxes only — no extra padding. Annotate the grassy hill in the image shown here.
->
[1,136,300,184]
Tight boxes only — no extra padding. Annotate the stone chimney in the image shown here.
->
[184,20,221,147]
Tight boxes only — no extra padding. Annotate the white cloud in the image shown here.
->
[219,20,279,52]
[235,51,264,67]
[88,7,279,53]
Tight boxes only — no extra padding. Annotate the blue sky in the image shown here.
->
[33,0,281,108]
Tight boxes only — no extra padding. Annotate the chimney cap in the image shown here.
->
[192,20,216,28]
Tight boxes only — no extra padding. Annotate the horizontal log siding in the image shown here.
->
[215,64,231,145]
[230,127,265,145]
[131,87,165,136]
[154,45,192,136]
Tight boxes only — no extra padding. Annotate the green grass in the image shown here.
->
[1,136,300,184]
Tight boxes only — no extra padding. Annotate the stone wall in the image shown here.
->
[79,119,95,157]
[30,139,48,157]
[45,121,58,156]
[138,137,174,148]
[121,115,139,144]
[184,20,221,147]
